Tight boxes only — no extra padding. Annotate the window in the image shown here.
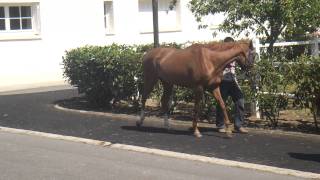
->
[139,0,181,33]
[104,1,114,34]
[9,6,32,30]
[0,3,40,40]
[0,7,5,30]
[203,13,225,30]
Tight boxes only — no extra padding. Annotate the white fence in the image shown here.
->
[253,37,320,118]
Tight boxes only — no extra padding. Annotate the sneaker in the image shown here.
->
[217,128,226,133]
[234,127,249,134]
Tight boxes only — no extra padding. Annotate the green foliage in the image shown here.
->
[283,0,320,39]
[247,50,320,129]
[62,44,143,107]
[247,52,292,127]
[189,0,320,51]
[290,55,320,129]
[62,43,186,108]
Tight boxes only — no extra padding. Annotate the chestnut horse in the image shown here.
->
[136,41,255,137]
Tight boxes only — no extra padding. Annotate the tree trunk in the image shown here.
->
[312,103,319,130]
[266,31,279,55]
[313,111,318,130]
[316,96,320,116]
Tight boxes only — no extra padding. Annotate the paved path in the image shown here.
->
[0,131,304,180]
[0,89,319,175]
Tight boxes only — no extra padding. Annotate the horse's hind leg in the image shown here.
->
[212,87,233,137]
[136,74,158,127]
[193,87,203,138]
[160,82,173,129]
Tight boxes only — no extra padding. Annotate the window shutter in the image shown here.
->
[32,3,40,35]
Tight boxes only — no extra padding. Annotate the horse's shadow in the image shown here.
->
[122,126,191,135]
[288,152,320,163]
[121,125,230,139]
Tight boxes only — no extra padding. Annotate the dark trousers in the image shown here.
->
[216,80,245,129]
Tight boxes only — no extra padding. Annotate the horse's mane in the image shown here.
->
[187,39,251,51]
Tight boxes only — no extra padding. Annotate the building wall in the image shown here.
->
[0,0,224,91]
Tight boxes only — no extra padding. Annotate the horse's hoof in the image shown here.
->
[194,132,202,138]
[165,125,171,130]
[166,128,173,133]
[226,131,233,138]
[226,128,232,134]
[136,121,142,127]
[164,123,170,130]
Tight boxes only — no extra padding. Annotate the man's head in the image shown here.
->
[224,37,235,42]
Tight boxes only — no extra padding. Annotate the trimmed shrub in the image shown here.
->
[252,54,291,127]
[62,43,187,108]
[62,44,143,107]
[290,55,320,129]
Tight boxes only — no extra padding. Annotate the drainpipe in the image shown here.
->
[152,0,159,48]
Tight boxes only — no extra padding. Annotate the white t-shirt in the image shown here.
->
[223,62,236,81]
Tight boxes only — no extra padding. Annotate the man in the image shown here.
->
[216,37,248,133]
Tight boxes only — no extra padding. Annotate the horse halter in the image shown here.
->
[236,48,255,70]
[246,49,256,68]
[248,49,257,66]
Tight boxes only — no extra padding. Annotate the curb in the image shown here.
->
[0,126,319,179]
[0,85,75,96]
[0,126,111,147]
[111,144,320,179]
[54,104,194,127]
[54,104,320,139]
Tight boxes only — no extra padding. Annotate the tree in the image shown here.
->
[188,0,320,53]
[290,55,320,130]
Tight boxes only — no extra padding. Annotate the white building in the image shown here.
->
[0,0,228,91]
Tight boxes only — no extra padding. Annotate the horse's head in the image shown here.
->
[236,40,256,70]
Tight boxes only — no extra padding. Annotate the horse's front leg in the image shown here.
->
[212,87,233,137]
[193,87,203,138]
[137,98,146,127]
[137,74,158,127]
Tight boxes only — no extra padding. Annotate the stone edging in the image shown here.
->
[54,104,320,139]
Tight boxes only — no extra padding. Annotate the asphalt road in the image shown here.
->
[0,131,306,180]
[0,89,319,174]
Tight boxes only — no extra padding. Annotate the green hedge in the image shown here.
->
[62,43,186,107]
[290,55,320,129]
[250,50,320,128]
[62,44,143,107]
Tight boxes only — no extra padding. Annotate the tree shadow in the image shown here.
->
[288,152,320,163]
